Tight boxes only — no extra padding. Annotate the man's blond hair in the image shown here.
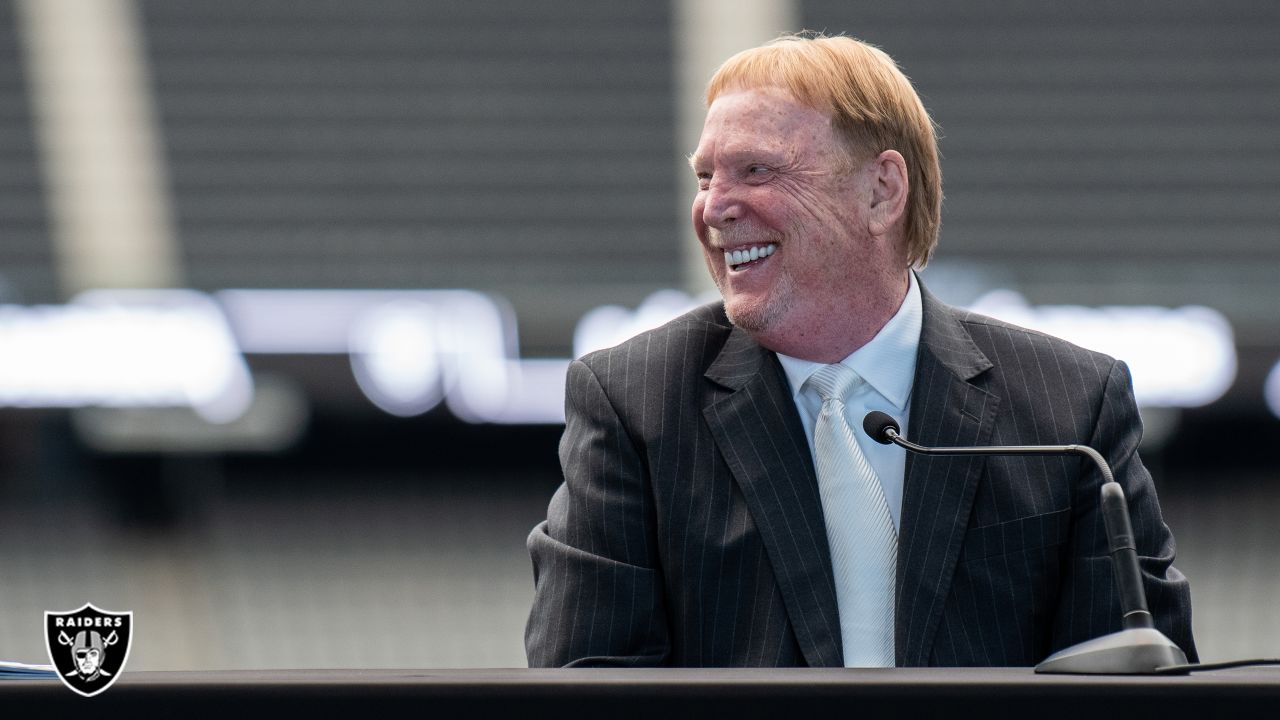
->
[706,33,942,268]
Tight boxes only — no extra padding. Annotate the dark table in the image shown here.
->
[4,667,1278,718]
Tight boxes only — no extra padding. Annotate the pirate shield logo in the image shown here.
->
[44,603,133,697]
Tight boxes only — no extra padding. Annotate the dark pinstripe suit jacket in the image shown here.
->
[526,286,1196,667]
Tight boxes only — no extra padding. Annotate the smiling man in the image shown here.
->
[525,33,1194,668]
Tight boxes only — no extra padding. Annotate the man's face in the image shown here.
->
[690,87,880,346]
[75,647,101,676]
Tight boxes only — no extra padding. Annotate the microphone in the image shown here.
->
[862,411,1188,675]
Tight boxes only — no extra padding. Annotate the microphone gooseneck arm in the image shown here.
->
[880,425,1116,484]
[861,410,1153,634]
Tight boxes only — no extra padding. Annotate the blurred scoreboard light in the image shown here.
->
[1266,359,1280,420]
[0,286,1246,434]
[0,289,252,423]
[218,289,566,424]
[573,288,717,359]
[969,290,1236,409]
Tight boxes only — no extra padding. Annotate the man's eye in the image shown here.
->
[696,172,711,189]
[747,165,771,177]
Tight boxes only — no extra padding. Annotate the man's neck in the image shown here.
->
[753,272,911,364]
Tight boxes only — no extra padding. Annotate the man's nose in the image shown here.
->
[701,179,743,229]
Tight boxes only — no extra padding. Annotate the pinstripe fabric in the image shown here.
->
[526,282,1196,667]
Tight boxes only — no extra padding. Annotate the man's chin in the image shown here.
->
[724,299,781,335]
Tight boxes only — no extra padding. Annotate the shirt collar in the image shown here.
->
[775,271,922,411]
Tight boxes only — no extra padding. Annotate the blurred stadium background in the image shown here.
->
[0,0,1277,669]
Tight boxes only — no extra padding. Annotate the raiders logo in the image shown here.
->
[44,603,133,698]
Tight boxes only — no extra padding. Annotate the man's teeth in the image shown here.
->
[723,244,777,267]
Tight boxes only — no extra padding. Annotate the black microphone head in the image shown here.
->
[862,411,900,445]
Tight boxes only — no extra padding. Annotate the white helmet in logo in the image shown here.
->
[59,629,118,681]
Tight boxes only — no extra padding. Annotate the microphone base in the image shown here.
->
[1034,628,1188,675]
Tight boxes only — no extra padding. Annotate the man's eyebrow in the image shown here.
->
[686,153,701,171]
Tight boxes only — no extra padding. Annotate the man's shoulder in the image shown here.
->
[950,304,1113,363]
[925,298,1123,396]
[575,301,734,376]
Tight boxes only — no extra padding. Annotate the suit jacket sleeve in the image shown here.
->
[1051,358,1197,661]
[525,357,670,667]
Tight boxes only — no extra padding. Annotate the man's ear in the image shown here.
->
[867,150,908,237]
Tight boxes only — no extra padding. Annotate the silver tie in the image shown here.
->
[807,364,897,667]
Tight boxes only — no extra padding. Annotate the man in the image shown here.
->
[526,34,1194,668]
[69,630,110,681]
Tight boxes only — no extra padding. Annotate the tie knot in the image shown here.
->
[807,363,864,404]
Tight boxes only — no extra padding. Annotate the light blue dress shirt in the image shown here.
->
[775,272,923,531]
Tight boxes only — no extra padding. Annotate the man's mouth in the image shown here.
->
[723,243,777,271]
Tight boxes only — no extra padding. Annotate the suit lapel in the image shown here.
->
[896,287,1000,666]
[703,325,844,668]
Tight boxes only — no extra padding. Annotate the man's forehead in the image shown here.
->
[691,89,834,165]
